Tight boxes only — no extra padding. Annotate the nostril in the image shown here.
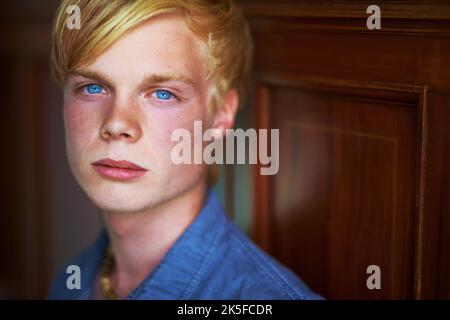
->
[122,133,131,138]
[101,131,111,140]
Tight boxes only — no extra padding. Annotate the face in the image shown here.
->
[63,14,224,213]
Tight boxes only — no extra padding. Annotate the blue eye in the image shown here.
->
[155,90,173,100]
[85,84,103,94]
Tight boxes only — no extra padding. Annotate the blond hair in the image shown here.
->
[51,0,253,110]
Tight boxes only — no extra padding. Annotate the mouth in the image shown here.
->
[91,158,148,181]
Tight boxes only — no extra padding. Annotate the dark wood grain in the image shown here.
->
[245,0,450,299]
[0,0,58,299]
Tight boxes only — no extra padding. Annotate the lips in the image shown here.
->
[91,158,147,181]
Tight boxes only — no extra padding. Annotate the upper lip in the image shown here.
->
[92,158,147,171]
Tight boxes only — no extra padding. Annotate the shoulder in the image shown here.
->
[47,232,107,299]
[47,251,89,299]
[195,220,323,300]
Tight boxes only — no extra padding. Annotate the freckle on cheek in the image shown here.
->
[64,109,89,146]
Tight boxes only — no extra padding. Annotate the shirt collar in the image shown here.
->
[87,189,227,300]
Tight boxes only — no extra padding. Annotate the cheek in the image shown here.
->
[63,102,99,151]
[141,102,208,181]
[146,99,208,144]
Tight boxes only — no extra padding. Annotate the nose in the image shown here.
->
[100,100,142,143]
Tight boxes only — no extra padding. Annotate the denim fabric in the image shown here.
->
[48,190,323,300]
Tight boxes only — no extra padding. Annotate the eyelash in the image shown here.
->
[76,83,107,96]
[75,83,181,103]
[150,90,182,105]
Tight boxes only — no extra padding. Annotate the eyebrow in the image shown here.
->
[69,69,197,89]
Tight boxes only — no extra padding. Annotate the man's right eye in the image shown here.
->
[80,83,105,95]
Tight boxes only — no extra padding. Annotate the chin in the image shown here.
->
[74,176,161,213]
[95,201,154,214]
[72,164,207,214]
[88,189,160,214]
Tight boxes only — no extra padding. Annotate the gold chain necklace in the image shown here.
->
[100,245,117,300]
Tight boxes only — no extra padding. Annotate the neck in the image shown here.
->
[101,181,207,299]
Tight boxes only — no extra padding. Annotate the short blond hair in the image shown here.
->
[51,0,253,110]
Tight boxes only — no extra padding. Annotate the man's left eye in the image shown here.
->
[154,90,174,100]
[83,83,104,94]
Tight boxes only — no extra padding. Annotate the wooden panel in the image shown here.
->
[240,0,450,20]
[247,0,450,300]
[254,78,422,299]
[0,0,57,298]
[241,0,450,95]
[420,92,450,299]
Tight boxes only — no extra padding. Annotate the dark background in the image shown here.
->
[1,0,450,299]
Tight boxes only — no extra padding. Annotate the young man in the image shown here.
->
[48,0,321,300]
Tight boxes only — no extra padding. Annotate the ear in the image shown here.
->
[211,89,239,136]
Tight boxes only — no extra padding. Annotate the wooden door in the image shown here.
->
[241,0,450,299]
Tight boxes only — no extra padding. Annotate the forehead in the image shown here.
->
[78,13,209,85]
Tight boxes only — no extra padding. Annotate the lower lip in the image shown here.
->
[92,165,147,181]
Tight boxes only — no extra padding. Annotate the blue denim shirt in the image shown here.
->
[48,190,322,300]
